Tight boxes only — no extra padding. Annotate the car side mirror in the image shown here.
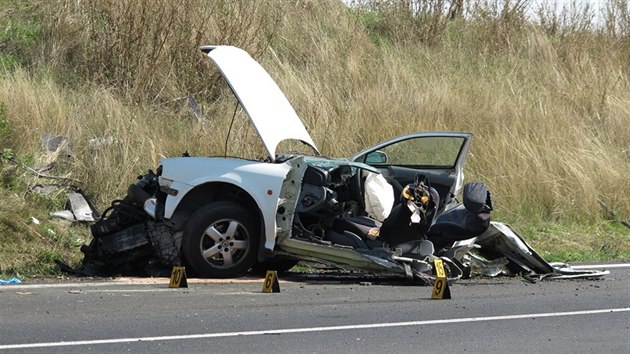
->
[365,151,388,164]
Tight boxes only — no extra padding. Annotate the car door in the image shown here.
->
[352,132,472,213]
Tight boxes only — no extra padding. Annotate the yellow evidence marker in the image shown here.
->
[169,266,188,288]
[431,258,451,299]
[262,270,281,293]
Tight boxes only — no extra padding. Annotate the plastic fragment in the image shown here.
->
[0,278,22,285]
[68,192,95,222]
[50,210,76,221]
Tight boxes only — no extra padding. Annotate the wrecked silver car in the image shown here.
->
[81,46,607,283]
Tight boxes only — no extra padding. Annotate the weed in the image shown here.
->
[0,102,8,142]
[0,0,42,68]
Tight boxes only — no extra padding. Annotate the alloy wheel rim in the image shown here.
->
[199,218,249,269]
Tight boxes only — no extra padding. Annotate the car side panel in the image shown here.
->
[159,157,291,250]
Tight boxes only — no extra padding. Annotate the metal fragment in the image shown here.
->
[67,192,95,222]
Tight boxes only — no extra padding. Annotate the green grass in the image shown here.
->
[0,184,89,278]
[520,221,630,263]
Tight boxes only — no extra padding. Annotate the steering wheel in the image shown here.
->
[296,184,328,214]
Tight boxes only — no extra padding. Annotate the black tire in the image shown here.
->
[181,202,259,278]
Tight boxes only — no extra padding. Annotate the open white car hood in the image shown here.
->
[201,45,319,161]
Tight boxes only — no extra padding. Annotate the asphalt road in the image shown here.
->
[1,263,629,353]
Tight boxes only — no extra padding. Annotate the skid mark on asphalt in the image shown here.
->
[1,308,629,350]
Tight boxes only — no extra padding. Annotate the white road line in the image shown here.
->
[1,308,628,350]
[80,289,253,295]
[81,289,183,293]
[2,281,160,290]
[2,278,271,290]
[570,264,630,269]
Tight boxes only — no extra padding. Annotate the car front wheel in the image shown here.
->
[182,202,259,278]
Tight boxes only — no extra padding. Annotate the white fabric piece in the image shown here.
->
[407,200,422,224]
[363,172,394,222]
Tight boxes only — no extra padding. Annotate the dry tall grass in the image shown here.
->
[1,0,629,226]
